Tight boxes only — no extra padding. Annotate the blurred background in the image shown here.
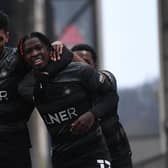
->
[1,0,168,167]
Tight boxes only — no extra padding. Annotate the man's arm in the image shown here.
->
[79,64,118,118]
[71,64,118,134]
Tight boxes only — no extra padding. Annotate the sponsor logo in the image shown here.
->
[0,90,8,101]
[43,107,78,125]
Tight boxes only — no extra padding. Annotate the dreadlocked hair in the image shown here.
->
[17,32,53,58]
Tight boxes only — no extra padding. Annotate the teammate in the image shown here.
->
[0,11,66,168]
[71,44,133,168]
[17,32,120,168]
[0,10,34,168]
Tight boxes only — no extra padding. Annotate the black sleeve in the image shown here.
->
[79,65,118,119]
[101,70,117,91]
[14,52,32,76]
[18,71,36,104]
[91,71,119,118]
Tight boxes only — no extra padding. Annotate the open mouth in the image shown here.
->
[33,58,42,65]
[31,56,43,67]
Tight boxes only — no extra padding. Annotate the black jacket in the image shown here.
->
[19,60,117,156]
[0,47,34,149]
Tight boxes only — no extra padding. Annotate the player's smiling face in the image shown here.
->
[23,37,50,70]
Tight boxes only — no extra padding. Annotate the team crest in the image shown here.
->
[64,88,71,95]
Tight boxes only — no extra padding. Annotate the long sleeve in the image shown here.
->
[18,71,35,104]
[79,65,118,119]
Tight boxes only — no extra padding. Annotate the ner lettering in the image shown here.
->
[43,107,78,125]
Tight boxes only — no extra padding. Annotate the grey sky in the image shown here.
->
[101,0,159,88]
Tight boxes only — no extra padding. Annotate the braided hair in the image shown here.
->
[18,32,53,58]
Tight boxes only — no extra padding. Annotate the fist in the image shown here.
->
[70,112,95,134]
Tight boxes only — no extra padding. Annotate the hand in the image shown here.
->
[51,41,64,61]
[70,112,95,135]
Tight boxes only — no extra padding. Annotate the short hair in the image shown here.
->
[0,10,9,32]
[71,44,97,63]
[18,32,53,57]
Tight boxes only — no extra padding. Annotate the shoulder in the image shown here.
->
[100,70,117,90]
[3,47,18,64]
[66,61,92,72]
[59,62,96,82]
[68,61,90,68]
[4,47,17,56]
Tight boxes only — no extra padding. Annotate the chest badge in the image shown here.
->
[0,70,7,78]
[64,88,71,95]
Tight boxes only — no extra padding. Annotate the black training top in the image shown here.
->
[19,60,117,155]
[0,47,34,149]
